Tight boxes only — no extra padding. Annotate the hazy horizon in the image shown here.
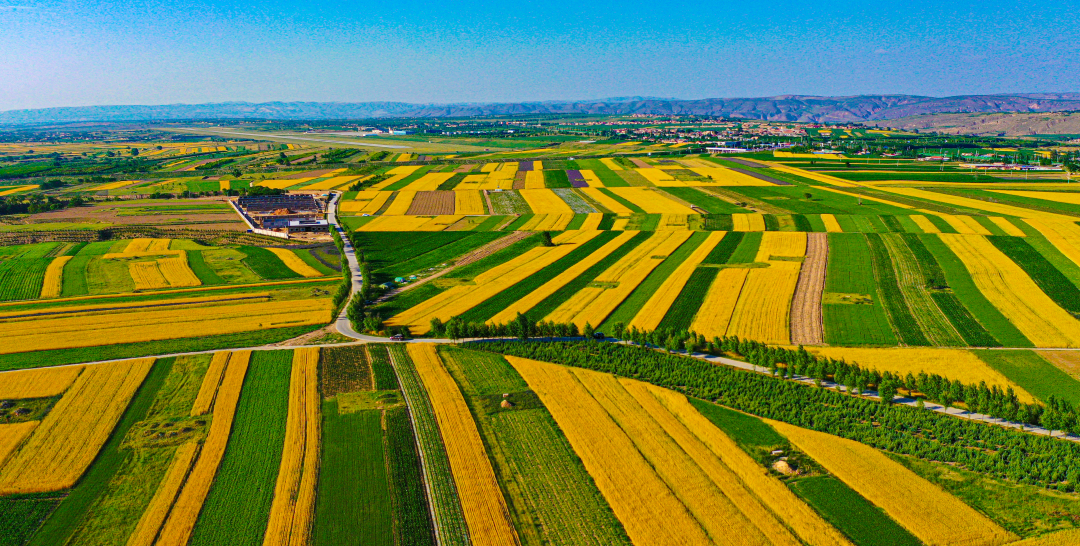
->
[2,0,1078,111]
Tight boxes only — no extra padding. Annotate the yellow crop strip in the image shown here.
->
[126,238,154,253]
[125,441,200,546]
[732,213,766,231]
[621,379,817,545]
[820,214,843,232]
[0,359,154,494]
[1023,219,1080,269]
[878,186,1073,221]
[910,215,941,233]
[130,261,170,290]
[190,351,232,416]
[506,356,712,546]
[524,171,546,189]
[580,188,634,214]
[40,256,73,298]
[405,173,455,191]
[267,248,323,278]
[764,162,859,187]
[148,239,172,252]
[575,369,786,545]
[650,387,852,546]
[357,216,435,231]
[726,268,800,344]
[942,233,1080,347]
[611,187,697,214]
[579,170,603,187]
[689,268,749,339]
[455,190,487,215]
[991,190,1080,206]
[156,351,250,546]
[988,216,1026,236]
[768,420,1016,546]
[418,215,464,231]
[0,299,332,354]
[157,254,202,287]
[547,231,692,328]
[600,158,624,171]
[519,189,575,214]
[409,345,520,546]
[0,366,83,399]
[809,348,1034,403]
[635,168,675,185]
[368,166,423,191]
[755,231,806,266]
[388,231,597,333]
[579,213,603,230]
[630,231,726,331]
[938,214,987,235]
[488,231,637,324]
[383,191,417,215]
[264,348,321,546]
[0,422,38,468]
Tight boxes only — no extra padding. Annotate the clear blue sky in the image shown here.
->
[1,0,1078,110]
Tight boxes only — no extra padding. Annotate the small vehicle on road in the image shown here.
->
[390,333,406,341]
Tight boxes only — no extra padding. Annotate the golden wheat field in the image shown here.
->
[410,344,520,546]
[263,347,321,546]
[0,365,84,399]
[767,420,1016,546]
[506,355,713,546]
[942,233,1080,347]
[0,298,332,354]
[154,350,250,546]
[0,358,154,494]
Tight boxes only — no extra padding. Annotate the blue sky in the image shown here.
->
[1,0,1078,110]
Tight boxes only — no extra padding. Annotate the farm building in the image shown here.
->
[235,194,328,234]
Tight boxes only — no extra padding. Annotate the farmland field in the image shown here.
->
[7,127,1080,545]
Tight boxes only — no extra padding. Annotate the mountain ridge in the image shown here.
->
[3,93,1080,125]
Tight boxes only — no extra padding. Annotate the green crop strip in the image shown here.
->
[522,231,651,319]
[457,231,621,323]
[866,234,930,345]
[989,236,1080,316]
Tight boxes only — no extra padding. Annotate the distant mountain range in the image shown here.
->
[2,93,1080,125]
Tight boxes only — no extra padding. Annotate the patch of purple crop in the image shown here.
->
[518,161,533,171]
[567,169,587,187]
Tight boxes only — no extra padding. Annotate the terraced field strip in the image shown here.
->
[0,365,83,399]
[688,268,750,339]
[386,345,470,546]
[733,213,767,231]
[407,191,457,215]
[0,359,154,494]
[387,230,599,334]
[455,191,487,215]
[477,231,630,324]
[0,298,332,355]
[267,248,323,278]
[576,369,793,545]
[900,234,1000,347]
[879,234,965,346]
[942,233,1080,347]
[133,352,249,546]
[505,356,712,546]
[579,188,634,214]
[39,255,73,298]
[546,230,692,328]
[767,420,1017,546]
[408,344,520,546]
[263,348,321,546]
[790,232,827,345]
[627,231,725,331]
[865,234,929,346]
